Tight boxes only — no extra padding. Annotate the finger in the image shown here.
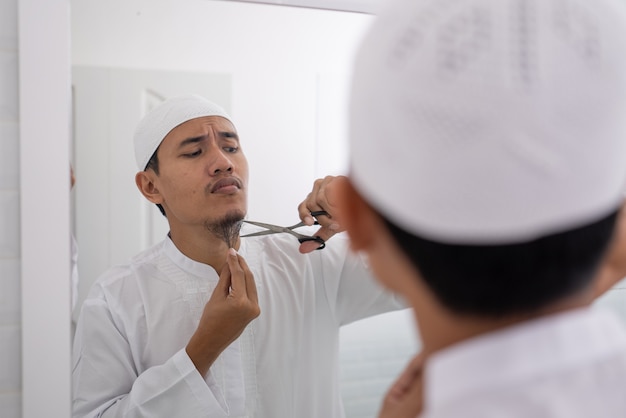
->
[401,353,425,381]
[237,254,258,304]
[325,176,349,227]
[380,355,425,418]
[312,176,337,215]
[313,176,345,230]
[396,370,424,413]
[382,380,423,418]
[298,177,331,226]
[386,353,425,400]
[297,197,316,226]
[298,182,324,226]
[307,177,333,219]
[227,248,247,298]
[298,226,338,254]
[312,225,337,243]
[298,176,346,229]
[299,240,324,254]
[310,210,338,230]
[215,261,233,297]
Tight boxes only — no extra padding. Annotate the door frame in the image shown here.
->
[18,0,72,417]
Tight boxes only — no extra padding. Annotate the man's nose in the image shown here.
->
[208,149,233,175]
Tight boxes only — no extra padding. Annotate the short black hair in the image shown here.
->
[144,149,166,217]
[382,209,618,317]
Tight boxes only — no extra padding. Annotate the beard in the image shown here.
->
[204,210,245,248]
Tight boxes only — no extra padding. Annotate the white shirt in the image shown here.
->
[421,307,626,418]
[72,231,403,418]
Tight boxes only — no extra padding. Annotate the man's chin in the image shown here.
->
[222,209,246,224]
[205,209,245,247]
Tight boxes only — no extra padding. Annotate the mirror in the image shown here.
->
[71,0,418,416]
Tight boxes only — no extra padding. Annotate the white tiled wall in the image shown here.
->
[0,0,21,417]
[340,310,419,418]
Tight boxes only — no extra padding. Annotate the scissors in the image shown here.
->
[241,211,328,250]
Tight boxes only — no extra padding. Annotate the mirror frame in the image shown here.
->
[18,0,72,417]
[224,0,378,13]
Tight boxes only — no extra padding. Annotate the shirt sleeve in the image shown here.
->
[72,287,232,418]
[316,233,406,326]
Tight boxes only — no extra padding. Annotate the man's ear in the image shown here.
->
[335,177,381,251]
[135,171,164,205]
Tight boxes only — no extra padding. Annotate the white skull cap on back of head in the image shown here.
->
[134,94,232,170]
[349,0,626,244]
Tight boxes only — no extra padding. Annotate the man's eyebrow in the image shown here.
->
[178,131,239,148]
[178,135,206,148]
[220,131,239,141]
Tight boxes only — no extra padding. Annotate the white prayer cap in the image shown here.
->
[349,0,626,245]
[134,94,232,170]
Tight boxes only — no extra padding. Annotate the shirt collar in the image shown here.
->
[424,307,626,411]
[162,234,249,278]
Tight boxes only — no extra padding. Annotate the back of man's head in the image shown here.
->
[349,0,626,316]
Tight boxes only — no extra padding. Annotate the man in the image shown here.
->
[72,95,403,417]
[335,0,626,417]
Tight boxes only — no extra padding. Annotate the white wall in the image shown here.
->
[0,0,21,416]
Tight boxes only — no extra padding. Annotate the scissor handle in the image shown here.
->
[310,210,329,219]
[298,211,329,249]
[297,235,326,250]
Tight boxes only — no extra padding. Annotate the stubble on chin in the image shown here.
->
[205,210,245,248]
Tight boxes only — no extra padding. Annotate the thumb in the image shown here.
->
[298,226,338,254]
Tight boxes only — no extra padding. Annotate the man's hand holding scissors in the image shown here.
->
[298,176,346,254]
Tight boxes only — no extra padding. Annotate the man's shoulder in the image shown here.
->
[95,240,166,287]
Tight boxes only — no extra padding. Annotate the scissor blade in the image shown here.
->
[242,220,285,232]
[240,229,278,238]
[285,221,307,229]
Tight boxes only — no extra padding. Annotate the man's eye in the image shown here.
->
[224,147,239,153]
[184,150,202,157]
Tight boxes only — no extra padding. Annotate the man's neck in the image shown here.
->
[417,290,595,358]
[168,227,241,271]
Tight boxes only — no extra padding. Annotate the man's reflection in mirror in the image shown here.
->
[71,95,405,417]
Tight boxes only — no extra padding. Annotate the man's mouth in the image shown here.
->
[210,177,242,194]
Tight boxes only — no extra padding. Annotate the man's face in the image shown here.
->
[149,115,249,231]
